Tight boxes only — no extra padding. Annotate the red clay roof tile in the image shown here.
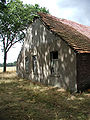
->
[38,13,90,53]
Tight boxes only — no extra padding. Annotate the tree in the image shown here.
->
[0,0,49,72]
[0,0,6,3]
[0,0,6,12]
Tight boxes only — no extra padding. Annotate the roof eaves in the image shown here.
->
[38,12,90,53]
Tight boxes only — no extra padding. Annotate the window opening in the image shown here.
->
[25,56,29,73]
[50,51,59,75]
[32,55,37,73]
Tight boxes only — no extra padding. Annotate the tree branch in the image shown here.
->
[6,33,25,53]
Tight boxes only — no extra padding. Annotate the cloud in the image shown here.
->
[57,0,90,25]
[22,0,60,17]
[22,0,90,26]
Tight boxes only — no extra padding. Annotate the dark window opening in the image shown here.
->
[32,55,37,73]
[50,51,58,60]
[50,51,59,75]
[25,56,29,73]
[25,56,28,62]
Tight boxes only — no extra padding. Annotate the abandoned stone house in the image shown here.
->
[17,13,90,92]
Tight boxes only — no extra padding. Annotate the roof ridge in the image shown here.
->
[38,12,90,39]
[38,12,90,53]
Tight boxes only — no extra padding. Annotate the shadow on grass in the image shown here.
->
[0,71,90,120]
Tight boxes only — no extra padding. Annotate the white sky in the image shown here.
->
[0,42,23,63]
[0,0,90,63]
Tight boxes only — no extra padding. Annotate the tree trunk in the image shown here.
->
[3,51,7,72]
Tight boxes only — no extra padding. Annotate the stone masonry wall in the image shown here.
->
[17,19,77,92]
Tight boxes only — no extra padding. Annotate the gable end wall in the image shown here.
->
[17,19,77,92]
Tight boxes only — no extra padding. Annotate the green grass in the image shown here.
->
[0,70,90,120]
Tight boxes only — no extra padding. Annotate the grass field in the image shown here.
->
[0,66,16,72]
[0,67,90,120]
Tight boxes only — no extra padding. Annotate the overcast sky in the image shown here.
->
[0,0,90,63]
[22,0,90,26]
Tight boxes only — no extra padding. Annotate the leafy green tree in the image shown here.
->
[0,0,49,72]
[0,0,6,3]
[0,0,6,12]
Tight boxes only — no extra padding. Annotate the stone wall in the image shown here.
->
[17,19,77,92]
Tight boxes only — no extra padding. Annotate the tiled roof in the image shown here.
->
[38,13,90,53]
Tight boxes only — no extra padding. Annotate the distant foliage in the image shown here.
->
[0,61,16,67]
[0,64,3,67]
